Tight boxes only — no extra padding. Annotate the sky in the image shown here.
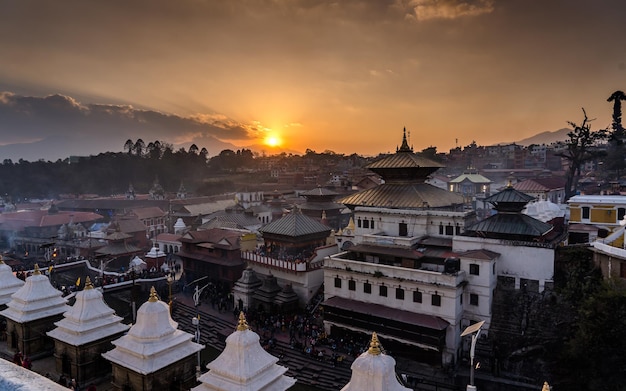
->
[1,0,626,162]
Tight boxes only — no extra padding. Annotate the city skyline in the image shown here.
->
[1,0,625,162]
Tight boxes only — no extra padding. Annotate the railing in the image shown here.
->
[241,251,324,272]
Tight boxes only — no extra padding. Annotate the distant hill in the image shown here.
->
[497,128,571,147]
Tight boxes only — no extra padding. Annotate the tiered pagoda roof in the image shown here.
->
[340,129,464,210]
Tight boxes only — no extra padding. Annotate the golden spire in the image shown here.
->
[148,286,158,302]
[542,382,550,391]
[236,311,249,331]
[346,217,355,231]
[33,264,41,275]
[85,276,94,290]
[0,255,4,264]
[368,332,382,355]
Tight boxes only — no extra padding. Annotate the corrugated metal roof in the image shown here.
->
[340,183,464,209]
[484,187,535,204]
[513,177,565,192]
[465,213,553,237]
[301,186,338,197]
[366,152,444,170]
[259,211,331,237]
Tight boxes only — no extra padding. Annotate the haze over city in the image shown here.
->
[1,0,625,162]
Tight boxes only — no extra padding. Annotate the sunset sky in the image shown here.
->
[1,0,625,161]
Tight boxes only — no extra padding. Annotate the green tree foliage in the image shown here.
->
[554,109,608,201]
[560,278,626,390]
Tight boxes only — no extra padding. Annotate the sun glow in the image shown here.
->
[264,134,282,148]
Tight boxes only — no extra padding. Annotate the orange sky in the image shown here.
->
[0,0,625,161]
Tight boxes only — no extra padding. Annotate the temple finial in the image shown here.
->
[0,255,4,264]
[85,276,94,290]
[542,382,550,391]
[368,332,382,355]
[148,286,158,302]
[33,264,41,275]
[398,127,413,153]
[236,311,249,331]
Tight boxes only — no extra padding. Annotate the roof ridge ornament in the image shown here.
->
[236,311,249,331]
[33,264,41,275]
[148,286,158,302]
[368,332,382,355]
[397,127,413,153]
[85,276,94,290]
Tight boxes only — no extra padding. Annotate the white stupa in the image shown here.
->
[102,286,203,375]
[0,264,69,323]
[192,312,296,391]
[341,332,411,391]
[0,257,25,306]
[47,276,130,346]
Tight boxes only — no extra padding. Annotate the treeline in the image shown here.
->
[0,139,258,201]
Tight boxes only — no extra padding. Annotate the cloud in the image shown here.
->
[0,91,252,161]
[399,0,495,21]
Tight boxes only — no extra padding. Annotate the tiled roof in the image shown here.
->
[0,210,103,231]
[456,249,500,260]
[259,211,331,237]
[181,228,242,249]
[340,183,464,209]
[131,207,166,219]
[301,186,338,197]
[513,177,566,192]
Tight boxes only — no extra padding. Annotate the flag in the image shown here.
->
[76,277,81,286]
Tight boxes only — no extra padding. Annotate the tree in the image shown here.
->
[555,109,608,201]
[561,278,626,390]
[606,91,626,180]
[124,139,134,155]
[133,139,145,156]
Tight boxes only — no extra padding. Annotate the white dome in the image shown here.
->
[0,259,24,306]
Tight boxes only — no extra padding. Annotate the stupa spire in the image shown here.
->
[33,264,41,275]
[148,286,158,302]
[397,127,413,153]
[85,276,94,290]
[236,311,249,331]
[368,332,382,355]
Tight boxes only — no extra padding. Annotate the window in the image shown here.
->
[413,291,422,303]
[582,206,590,220]
[348,280,356,291]
[399,222,408,237]
[334,277,342,288]
[439,224,444,235]
[363,219,370,229]
[619,208,626,222]
[364,282,371,294]
[431,293,441,306]
[456,226,461,235]
[379,285,388,297]
[357,218,362,228]
[445,225,454,236]
[469,264,480,276]
[493,263,496,275]
[371,219,375,229]
[470,293,479,306]
[396,288,404,300]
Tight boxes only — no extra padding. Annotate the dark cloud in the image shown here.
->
[0,92,249,161]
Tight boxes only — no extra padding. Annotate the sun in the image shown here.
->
[264,134,282,148]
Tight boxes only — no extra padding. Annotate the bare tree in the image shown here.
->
[555,109,608,201]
